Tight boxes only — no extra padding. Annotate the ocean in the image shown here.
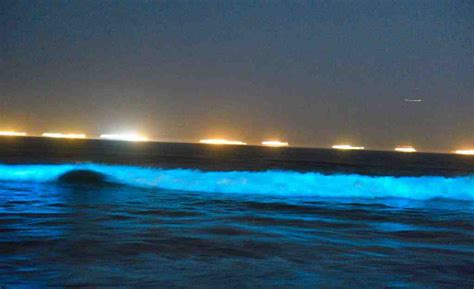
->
[0,138,473,288]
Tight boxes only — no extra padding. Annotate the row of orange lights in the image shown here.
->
[199,139,290,147]
[0,131,472,154]
[331,145,473,155]
[0,131,147,142]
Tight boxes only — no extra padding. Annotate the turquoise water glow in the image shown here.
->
[0,164,472,200]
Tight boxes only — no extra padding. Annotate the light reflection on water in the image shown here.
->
[1,181,473,288]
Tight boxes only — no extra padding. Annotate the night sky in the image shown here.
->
[1,0,473,151]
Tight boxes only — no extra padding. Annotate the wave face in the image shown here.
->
[0,164,473,200]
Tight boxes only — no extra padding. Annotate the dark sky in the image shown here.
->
[1,0,473,151]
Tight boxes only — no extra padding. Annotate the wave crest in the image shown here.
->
[57,170,108,184]
[0,164,472,200]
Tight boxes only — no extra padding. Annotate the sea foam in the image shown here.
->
[0,164,472,200]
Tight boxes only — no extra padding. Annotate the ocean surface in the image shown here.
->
[0,138,473,288]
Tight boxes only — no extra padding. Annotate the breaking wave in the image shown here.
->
[0,164,472,200]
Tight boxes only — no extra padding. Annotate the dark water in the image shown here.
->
[0,138,473,288]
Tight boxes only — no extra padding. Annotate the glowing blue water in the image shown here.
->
[0,163,472,200]
[1,163,474,287]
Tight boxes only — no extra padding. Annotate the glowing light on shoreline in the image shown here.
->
[0,131,27,136]
[199,139,247,145]
[100,134,148,142]
[332,144,365,150]
[454,150,474,155]
[262,140,289,147]
[42,133,86,139]
[395,146,417,153]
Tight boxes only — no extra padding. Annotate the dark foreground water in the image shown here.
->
[0,138,473,288]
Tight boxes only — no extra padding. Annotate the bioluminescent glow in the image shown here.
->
[199,139,247,145]
[42,133,86,139]
[0,164,472,200]
[395,146,417,153]
[261,141,289,147]
[100,134,148,142]
[332,144,365,150]
[0,131,27,136]
[454,150,474,155]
